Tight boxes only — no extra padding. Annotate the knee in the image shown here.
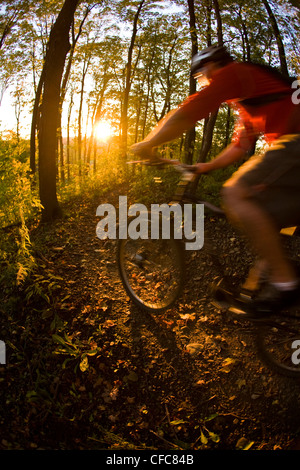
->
[221,180,251,209]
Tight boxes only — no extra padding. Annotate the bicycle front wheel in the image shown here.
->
[117,237,184,313]
[256,313,300,378]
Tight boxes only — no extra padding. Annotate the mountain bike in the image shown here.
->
[117,158,205,312]
[117,157,300,377]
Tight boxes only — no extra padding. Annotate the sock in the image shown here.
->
[271,280,299,292]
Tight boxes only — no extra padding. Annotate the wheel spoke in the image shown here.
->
[256,314,300,377]
[118,237,184,312]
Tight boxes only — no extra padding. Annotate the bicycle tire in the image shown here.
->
[117,234,185,313]
[255,314,300,378]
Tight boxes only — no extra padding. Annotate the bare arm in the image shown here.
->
[130,101,246,171]
[146,110,196,146]
[195,143,246,174]
[130,108,197,157]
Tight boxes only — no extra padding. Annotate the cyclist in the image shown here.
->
[130,45,300,316]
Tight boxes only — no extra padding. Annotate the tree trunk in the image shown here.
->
[197,0,222,163]
[120,0,145,156]
[38,0,80,222]
[184,0,198,164]
[30,68,45,174]
[77,69,85,176]
[238,7,251,61]
[213,0,223,46]
[57,8,91,181]
[224,104,231,149]
[198,111,218,162]
[262,0,289,77]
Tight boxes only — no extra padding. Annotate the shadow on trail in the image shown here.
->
[126,304,217,409]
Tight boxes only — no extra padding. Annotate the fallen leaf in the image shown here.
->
[236,437,255,450]
[79,355,89,372]
[179,313,196,321]
[220,357,237,373]
[186,343,204,356]
[194,379,206,387]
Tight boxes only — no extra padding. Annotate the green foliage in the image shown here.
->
[56,146,128,203]
[126,164,180,205]
[195,164,240,205]
[0,133,41,228]
[0,133,42,298]
[52,331,101,372]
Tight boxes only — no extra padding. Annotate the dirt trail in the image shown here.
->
[1,192,300,450]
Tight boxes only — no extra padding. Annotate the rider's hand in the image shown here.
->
[194,162,212,174]
[130,141,158,160]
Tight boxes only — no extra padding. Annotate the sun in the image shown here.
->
[94,120,114,142]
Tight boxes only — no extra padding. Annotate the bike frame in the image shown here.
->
[129,157,299,293]
[124,157,300,376]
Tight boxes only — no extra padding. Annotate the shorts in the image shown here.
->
[225,134,300,228]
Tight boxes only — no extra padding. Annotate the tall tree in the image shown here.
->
[184,0,198,164]
[57,4,92,181]
[120,0,146,156]
[38,0,80,222]
[262,0,289,76]
[197,0,222,163]
[76,39,93,176]
[29,1,63,174]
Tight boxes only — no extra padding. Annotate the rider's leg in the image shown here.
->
[221,181,298,285]
[221,135,300,312]
[241,258,269,292]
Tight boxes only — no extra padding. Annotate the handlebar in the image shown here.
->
[126,156,198,178]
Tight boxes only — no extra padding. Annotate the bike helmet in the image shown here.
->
[191,45,233,77]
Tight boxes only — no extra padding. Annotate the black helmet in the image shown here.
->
[191,45,233,76]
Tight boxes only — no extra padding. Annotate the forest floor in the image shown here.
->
[1,184,300,452]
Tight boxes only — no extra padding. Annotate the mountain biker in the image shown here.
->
[130,45,300,316]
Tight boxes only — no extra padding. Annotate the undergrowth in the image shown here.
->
[0,140,235,309]
[0,141,240,449]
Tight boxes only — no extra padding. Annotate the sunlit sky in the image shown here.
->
[0,93,24,136]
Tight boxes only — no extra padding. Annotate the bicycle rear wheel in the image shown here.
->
[117,236,184,312]
[256,313,300,378]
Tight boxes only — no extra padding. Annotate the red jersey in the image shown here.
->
[177,62,300,150]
